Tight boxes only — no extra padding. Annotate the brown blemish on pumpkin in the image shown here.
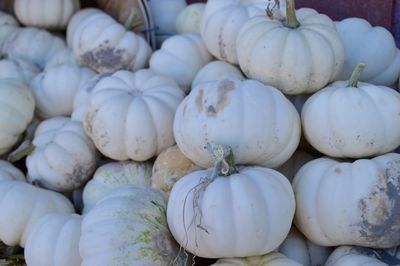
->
[207,105,217,117]
[81,42,129,72]
[334,167,342,174]
[195,89,204,112]
[216,79,235,112]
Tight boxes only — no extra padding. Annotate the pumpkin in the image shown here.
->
[26,117,97,192]
[68,9,152,73]
[0,160,25,182]
[24,213,82,266]
[278,226,333,266]
[167,144,295,258]
[325,246,400,266]
[336,18,400,86]
[148,0,187,46]
[149,33,212,93]
[192,60,244,89]
[0,180,74,247]
[174,76,300,169]
[14,0,80,30]
[2,27,66,69]
[45,48,80,69]
[80,186,186,265]
[151,145,201,193]
[236,0,345,94]
[30,63,95,118]
[302,64,400,158]
[82,160,152,214]
[276,150,315,182]
[0,11,19,49]
[176,3,205,35]
[0,58,39,84]
[200,0,284,65]
[83,69,185,161]
[293,153,400,248]
[211,252,302,266]
[66,8,100,47]
[0,78,35,156]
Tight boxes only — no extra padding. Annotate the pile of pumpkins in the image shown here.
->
[0,0,400,265]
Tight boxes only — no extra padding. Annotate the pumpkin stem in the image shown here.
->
[7,141,34,163]
[205,143,238,178]
[285,0,300,28]
[347,63,366,88]
[124,7,141,31]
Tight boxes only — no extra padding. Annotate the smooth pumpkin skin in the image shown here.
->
[82,160,153,214]
[167,167,295,258]
[325,246,391,266]
[192,60,245,89]
[336,18,400,86]
[66,8,100,47]
[2,27,66,69]
[0,160,25,182]
[278,226,333,266]
[45,48,80,69]
[150,33,212,93]
[174,76,300,168]
[0,58,39,84]
[14,0,80,30]
[0,11,19,48]
[302,81,400,158]
[293,153,400,248]
[25,213,82,266]
[176,3,205,34]
[211,252,302,266]
[0,181,74,247]
[68,9,151,73]
[80,186,185,266]
[236,8,345,94]
[83,69,185,161]
[0,78,35,155]
[31,64,95,118]
[151,145,201,193]
[27,117,97,192]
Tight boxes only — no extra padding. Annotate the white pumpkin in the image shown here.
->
[151,145,201,193]
[30,63,95,118]
[148,0,187,46]
[45,48,80,69]
[2,27,66,69]
[0,11,19,49]
[200,0,285,65]
[0,160,25,182]
[278,227,333,266]
[302,64,400,158]
[68,9,151,73]
[236,4,345,94]
[82,160,152,214]
[212,252,302,266]
[0,78,35,156]
[83,69,185,161]
[336,18,400,86]
[293,153,400,248]
[0,58,40,84]
[0,180,74,247]
[192,60,244,89]
[174,76,300,169]
[24,213,82,266]
[80,186,186,265]
[167,144,295,258]
[276,150,315,182]
[176,3,205,34]
[27,117,97,192]
[325,246,395,266]
[150,33,212,93]
[14,0,80,30]
[66,8,100,47]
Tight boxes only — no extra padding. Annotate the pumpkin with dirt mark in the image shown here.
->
[83,69,185,161]
[68,9,151,73]
[293,153,400,248]
[27,117,97,192]
[80,185,185,266]
[82,160,153,214]
[174,76,300,169]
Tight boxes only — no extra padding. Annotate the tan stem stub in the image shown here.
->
[124,7,142,31]
[348,63,366,88]
[7,141,35,163]
[285,0,300,28]
[205,143,238,178]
